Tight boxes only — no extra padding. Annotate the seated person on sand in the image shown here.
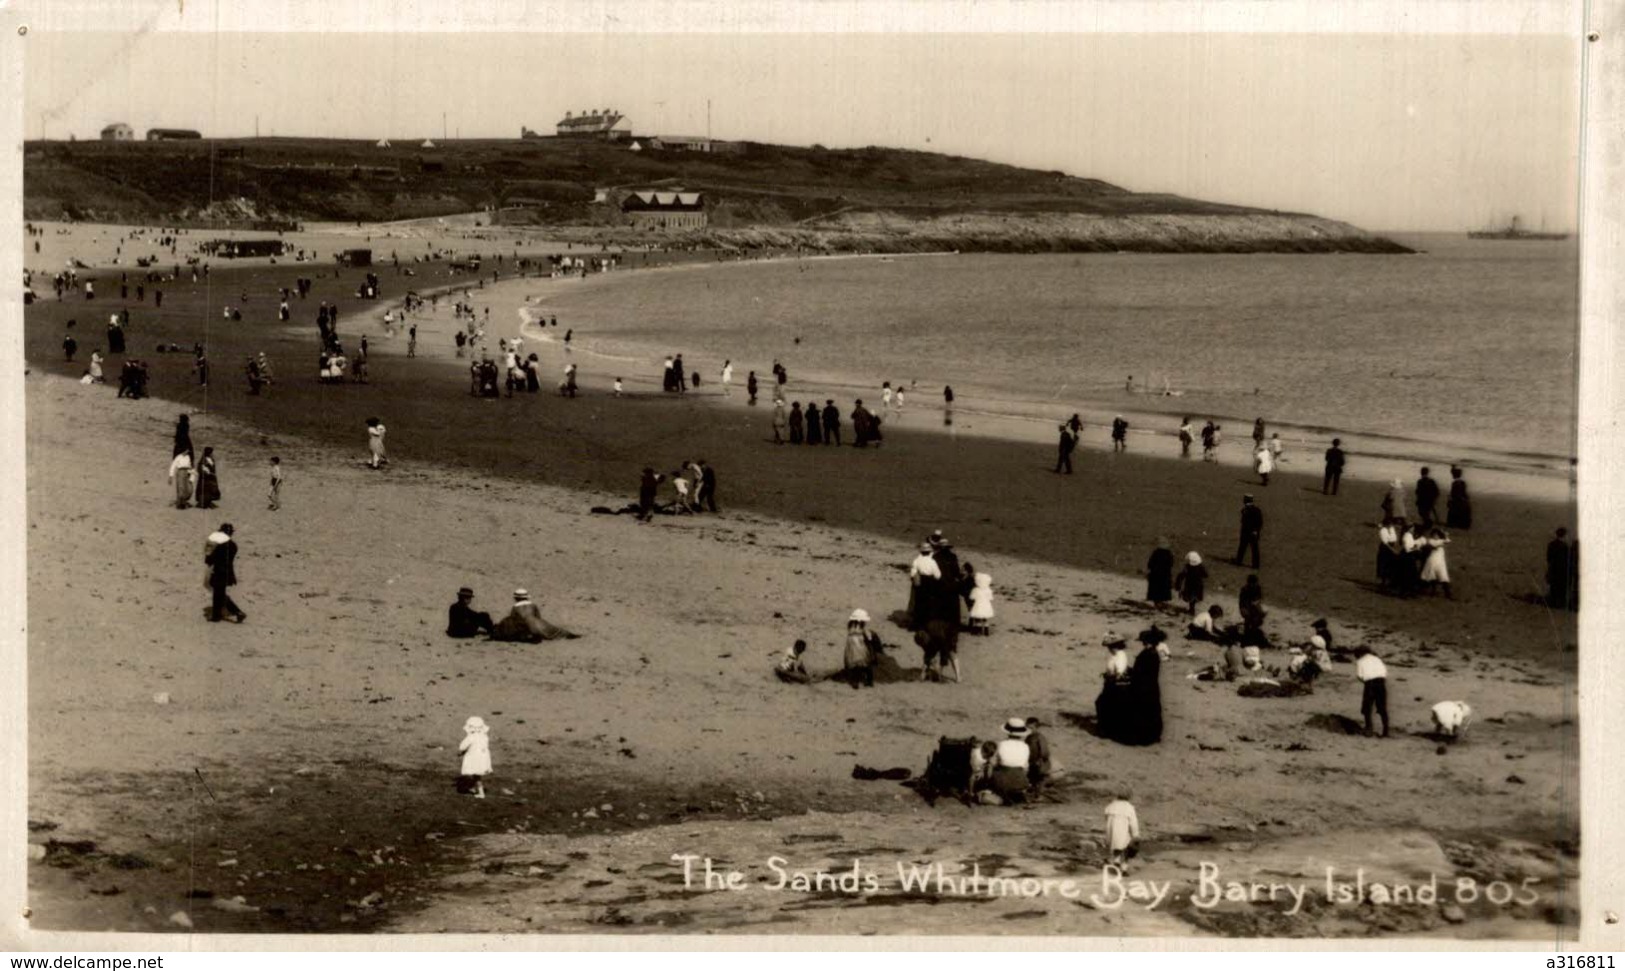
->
[774,639,812,684]
[977,719,1034,805]
[447,586,494,638]
[1023,716,1053,790]
[969,740,998,794]
[1192,641,1252,682]
[489,587,579,642]
[843,609,881,689]
[1186,604,1234,645]
[1236,644,1322,698]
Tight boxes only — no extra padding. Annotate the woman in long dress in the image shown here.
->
[1094,635,1132,741]
[771,399,788,444]
[1377,517,1401,589]
[1122,643,1165,746]
[1381,479,1408,522]
[168,452,194,509]
[173,415,194,463]
[1145,539,1174,605]
[1174,551,1207,614]
[195,446,221,509]
[1446,466,1472,530]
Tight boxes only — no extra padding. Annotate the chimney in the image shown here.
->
[565,111,572,119]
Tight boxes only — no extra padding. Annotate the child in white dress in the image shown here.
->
[1103,793,1140,871]
[459,716,492,799]
[967,572,995,635]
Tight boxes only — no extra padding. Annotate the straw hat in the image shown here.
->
[1310,635,1327,650]
[1003,717,1030,738]
[513,588,529,600]
[463,716,488,734]
[849,608,871,624]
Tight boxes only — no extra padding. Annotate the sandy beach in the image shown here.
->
[21,226,1579,937]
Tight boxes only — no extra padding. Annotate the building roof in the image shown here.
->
[557,111,627,133]
[623,190,705,211]
[101,122,131,132]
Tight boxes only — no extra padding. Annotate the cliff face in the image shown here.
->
[23,137,1411,254]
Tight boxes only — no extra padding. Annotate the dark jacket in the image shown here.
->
[1146,547,1174,602]
[1240,504,1264,535]
[206,539,238,588]
[447,601,493,638]
[1324,446,1345,471]
[1415,476,1440,511]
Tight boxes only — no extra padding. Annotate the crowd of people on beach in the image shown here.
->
[25,222,1576,870]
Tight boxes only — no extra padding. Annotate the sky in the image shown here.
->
[22,18,1584,232]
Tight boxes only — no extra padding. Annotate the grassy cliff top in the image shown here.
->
[25,135,1310,227]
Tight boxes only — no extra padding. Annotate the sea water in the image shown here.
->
[537,234,1579,466]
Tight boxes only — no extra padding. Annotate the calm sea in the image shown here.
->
[541,234,1579,465]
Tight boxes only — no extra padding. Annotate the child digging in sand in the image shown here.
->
[459,716,492,798]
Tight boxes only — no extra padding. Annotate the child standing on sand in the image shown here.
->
[458,716,492,799]
[268,457,283,511]
[366,418,387,469]
[1103,793,1140,871]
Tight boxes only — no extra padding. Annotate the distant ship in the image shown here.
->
[1468,215,1569,241]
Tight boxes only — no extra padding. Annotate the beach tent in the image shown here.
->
[420,139,437,149]
[628,140,643,152]
[376,139,391,148]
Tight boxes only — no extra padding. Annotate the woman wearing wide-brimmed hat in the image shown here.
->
[983,718,1033,805]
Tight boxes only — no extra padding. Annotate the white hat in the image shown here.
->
[1310,635,1327,650]
[513,588,529,600]
[849,609,871,624]
[463,716,488,734]
[1003,717,1030,738]
[1186,551,1202,566]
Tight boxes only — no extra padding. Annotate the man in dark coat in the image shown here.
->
[698,460,718,513]
[205,523,246,623]
[447,587,493,638]
[1546,528,1573,609]
[1322,438,1346,495]
[1414,467,1440,528]
[1055,423,1077,474]
[637,467,662,522]
[822,400,841,445]
[932,540,963,628]
[1234,495,1263,569]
